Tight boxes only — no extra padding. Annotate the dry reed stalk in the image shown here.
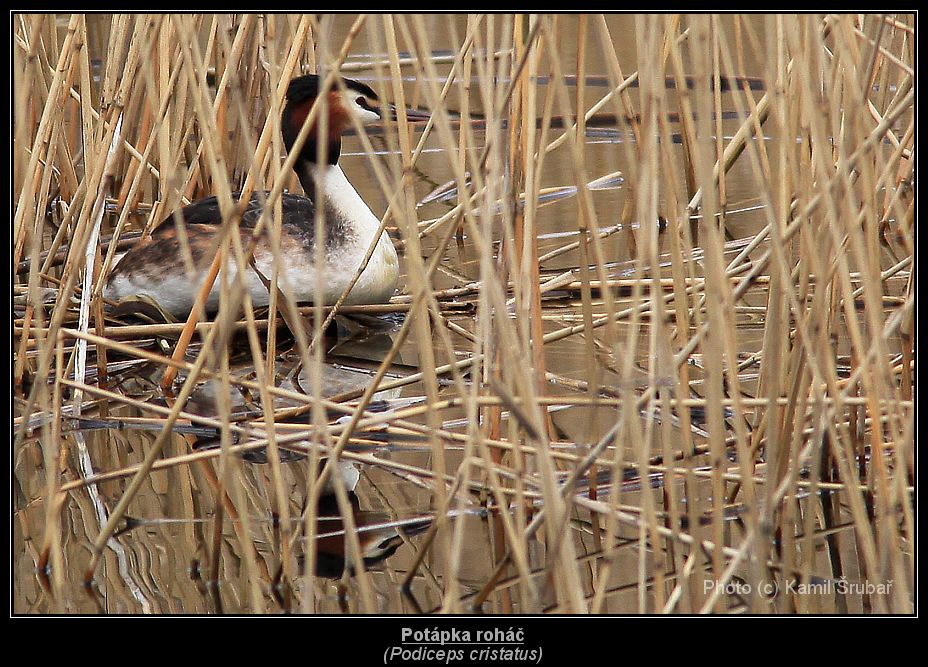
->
[622,13,668,613]
[156,16,318,383]
[389,18,524,613]
[398,17,520,603]
[572,23,604,562]
[461,15,551,611]
[537,16,642,609]
[336,14,538,610]
[378,17,452,600]
[13,12,914,616]
[16,16,154,448]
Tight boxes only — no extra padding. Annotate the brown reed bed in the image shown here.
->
[13,14,914,615]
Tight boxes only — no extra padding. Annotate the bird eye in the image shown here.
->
[356,96,367,108]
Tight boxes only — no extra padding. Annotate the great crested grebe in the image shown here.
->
[105,74,427,317]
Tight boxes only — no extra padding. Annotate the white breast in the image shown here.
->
[305,164,399,304]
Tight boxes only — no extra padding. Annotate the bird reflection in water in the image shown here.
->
[309,464,432,580]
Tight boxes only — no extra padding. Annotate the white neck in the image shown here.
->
[300,162,383,239]
[296,161,399,304]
